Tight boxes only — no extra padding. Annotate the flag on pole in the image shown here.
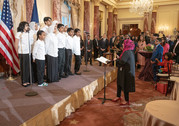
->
[0,0,20,74]
[31,0,39,23]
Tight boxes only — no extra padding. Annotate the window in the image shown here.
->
[61,1,71,27]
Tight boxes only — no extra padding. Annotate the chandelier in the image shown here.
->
[129,0,153,16]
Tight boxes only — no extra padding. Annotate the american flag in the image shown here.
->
[0,0,20,74]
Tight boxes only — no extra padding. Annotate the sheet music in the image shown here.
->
[96,56,110,64]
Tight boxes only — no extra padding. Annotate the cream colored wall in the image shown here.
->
[37,0,52,27]
[13,0,25,34]
[156,4,179,35]
[117,8,144,33]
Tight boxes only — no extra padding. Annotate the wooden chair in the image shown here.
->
[156,63,175,96]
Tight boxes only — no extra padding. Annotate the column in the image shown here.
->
[26,0,34,22]
[84,0,90,33]
[113,8,118,34]
[143,12,149,32]
[93,0,100,38]
[107,6,114,39]
[52,0,62,22]
[151,12,157,34]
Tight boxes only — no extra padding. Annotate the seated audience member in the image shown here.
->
[156,52,173,73]
[151,38,163,82]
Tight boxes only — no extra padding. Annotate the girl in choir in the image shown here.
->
[45,24,59,83]
[15,21,31,87]
[33,30,48,86]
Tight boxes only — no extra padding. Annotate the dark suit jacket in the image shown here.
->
[151,44,163,62]
[99,38,109,52]
[173,41,179,55]
[93,39,99,51]
[110,36,115,48]
[85,40,93,50]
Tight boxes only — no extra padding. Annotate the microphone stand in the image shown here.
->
[25,30,38,96]
[83,32,90,72]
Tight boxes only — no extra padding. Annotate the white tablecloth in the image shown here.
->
[143,100,179,126]
[170,77,179,102]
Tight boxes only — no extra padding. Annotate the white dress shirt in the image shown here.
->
[73,35,81,55]
[16,32,32,54]
[41,25,49,34]
[45,33,58,57]
[57,32,66,49]
[63,32,68,37]
[66,35,73,51]
[32,40,46,60]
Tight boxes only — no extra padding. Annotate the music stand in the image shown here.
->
[96,56,112,104]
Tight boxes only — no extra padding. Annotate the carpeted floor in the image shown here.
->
[0,64,115,126]
[58,71,170,126]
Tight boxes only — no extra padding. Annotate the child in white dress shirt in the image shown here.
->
[45,24,59,82]
[15,21,31,87]
[57,24,66,79]
[73,28,81,75]
[33,30,48,86]
[64,28,74,77]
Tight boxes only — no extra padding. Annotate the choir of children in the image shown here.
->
[16,17,82,87]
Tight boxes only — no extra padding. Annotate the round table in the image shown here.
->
[143,100,179,126]
[170,77,179,102]
[138,51,153,81]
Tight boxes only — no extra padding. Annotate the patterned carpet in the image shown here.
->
[58,71,169,126]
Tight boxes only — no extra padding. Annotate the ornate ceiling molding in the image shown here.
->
[100,0,179,9]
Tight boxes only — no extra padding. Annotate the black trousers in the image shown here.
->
[58,48,65,76]
[117,86,129,101]
[74,54,81,73]
[64,49,72,75]
[36,59,45,84]
[47,55,59,83]
[19,54,30,84]
[94,49,99,60]
[85,51,92,65]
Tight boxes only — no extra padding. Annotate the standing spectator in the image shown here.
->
[85,35,93,65]
[93,35,99,60]
[161,37,169,60]
[151,38,163,82]
[99,33,109,66]
[137,35,146,66]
